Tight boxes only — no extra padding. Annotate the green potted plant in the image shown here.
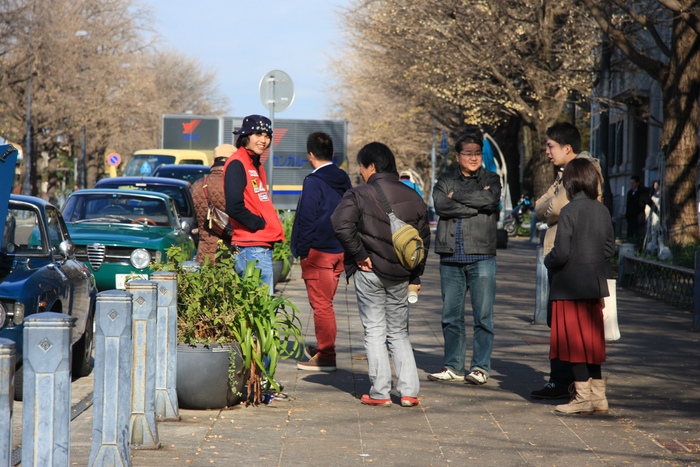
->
[152,243,304,406]
[272,210,295,284]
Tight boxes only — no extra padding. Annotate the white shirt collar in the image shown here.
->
[311,162,333,173]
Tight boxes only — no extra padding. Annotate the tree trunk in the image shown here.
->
[526,121,555,199]
[661,18,700,244]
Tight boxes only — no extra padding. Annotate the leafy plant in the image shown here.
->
[152,242,304,404]
[273,210,295,274]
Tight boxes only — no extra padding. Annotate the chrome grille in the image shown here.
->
[87,243,106,271]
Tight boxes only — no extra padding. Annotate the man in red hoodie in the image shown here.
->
[224,115,284,294]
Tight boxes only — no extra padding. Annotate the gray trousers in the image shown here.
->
[354,270,419,399]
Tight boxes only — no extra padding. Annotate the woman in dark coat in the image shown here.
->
[544,158,615,414]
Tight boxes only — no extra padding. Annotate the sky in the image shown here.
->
[142,0,349,121]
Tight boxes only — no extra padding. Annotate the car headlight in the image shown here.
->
[13,303,24,325]
[130,249,151,269]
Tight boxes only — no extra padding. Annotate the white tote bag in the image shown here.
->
[602,278,621,342]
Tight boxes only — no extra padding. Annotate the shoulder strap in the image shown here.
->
[370,182,393,215]
[202,176,213,206]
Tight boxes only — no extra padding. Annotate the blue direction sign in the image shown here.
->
[440,129,448,154]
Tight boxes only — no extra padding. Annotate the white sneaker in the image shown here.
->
[465,369,488,385]
[427,368,465,381]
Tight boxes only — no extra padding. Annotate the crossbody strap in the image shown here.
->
[370,182,393,215]
[202,176,214,207]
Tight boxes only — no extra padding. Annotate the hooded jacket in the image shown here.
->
[291,163,352,259]
[331,172,430,283]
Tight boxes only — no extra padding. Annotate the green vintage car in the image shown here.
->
[62,189,195,290]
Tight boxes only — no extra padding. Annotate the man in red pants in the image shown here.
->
[292,132,352,371]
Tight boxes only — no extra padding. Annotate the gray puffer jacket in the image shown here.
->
[433,167,501,256]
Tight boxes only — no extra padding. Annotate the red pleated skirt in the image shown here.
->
[550,299,606,364]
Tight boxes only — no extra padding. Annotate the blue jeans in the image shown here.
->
[439,258,496,376]
[354,270,419,399]
[233,246,274,295]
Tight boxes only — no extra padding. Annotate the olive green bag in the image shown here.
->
[371,182,425,270]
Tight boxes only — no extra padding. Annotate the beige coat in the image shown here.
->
[535,152,602,255]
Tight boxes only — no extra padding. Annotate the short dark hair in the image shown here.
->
[630,175,641,183]
[546,122,582,154]
[563,158,600,201]
[356,142,397,174]
[455,133,483,154]
[307,132,333,161]
[235,134,249,149]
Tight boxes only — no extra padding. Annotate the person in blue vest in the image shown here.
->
[399,171,424,199]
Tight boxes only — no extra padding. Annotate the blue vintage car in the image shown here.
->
[62,189,195,291]
[0,195,97,400]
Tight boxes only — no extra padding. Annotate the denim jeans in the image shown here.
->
[354,270,419,399]
[439,258,496,376]
[233,246,274,295]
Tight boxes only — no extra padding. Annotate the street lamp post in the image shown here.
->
[76,30,88,189]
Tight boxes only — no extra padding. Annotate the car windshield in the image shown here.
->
[95,183,193,217]
[2,205,47,256]
[153,167,209,183]
[62,193,172,227]
[122,154,176,177]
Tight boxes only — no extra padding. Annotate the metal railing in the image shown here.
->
[619,255,694,309]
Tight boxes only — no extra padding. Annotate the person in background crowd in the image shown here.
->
[224,115,284,294]
[192,144,235,263]
[399,170,424,199]
[626,175,655,240]
[428,132,501,386]
[332,142,430,407]
[531,122,602,400]
[545,158,615,415]
[293,132,352,372]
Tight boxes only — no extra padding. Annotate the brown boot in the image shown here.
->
[590,377,609,414]
[555,380,593,414]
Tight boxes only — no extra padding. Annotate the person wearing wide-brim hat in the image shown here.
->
[223,115,284,293]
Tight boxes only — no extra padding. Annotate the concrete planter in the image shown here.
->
[176,342,246,409]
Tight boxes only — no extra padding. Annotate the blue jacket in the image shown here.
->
[291,163,352,258]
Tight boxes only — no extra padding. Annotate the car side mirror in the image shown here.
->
[58,240,76,259]
[180,220,191,232]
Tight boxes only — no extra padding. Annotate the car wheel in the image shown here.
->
[72,308,95,378]
[14,364,23,401]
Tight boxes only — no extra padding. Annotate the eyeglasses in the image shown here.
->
[458,152,482,159]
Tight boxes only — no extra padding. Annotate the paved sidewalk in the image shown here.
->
[13,237,700,466]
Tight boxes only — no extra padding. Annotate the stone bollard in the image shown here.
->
[533,246,549,325]
[126,280,161,450]
[0,338,15,467]
[88,290,133,467]
[21,312,74,467]
[692,251,700,332]
[151,271,180,421]
[617,243,636,287]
